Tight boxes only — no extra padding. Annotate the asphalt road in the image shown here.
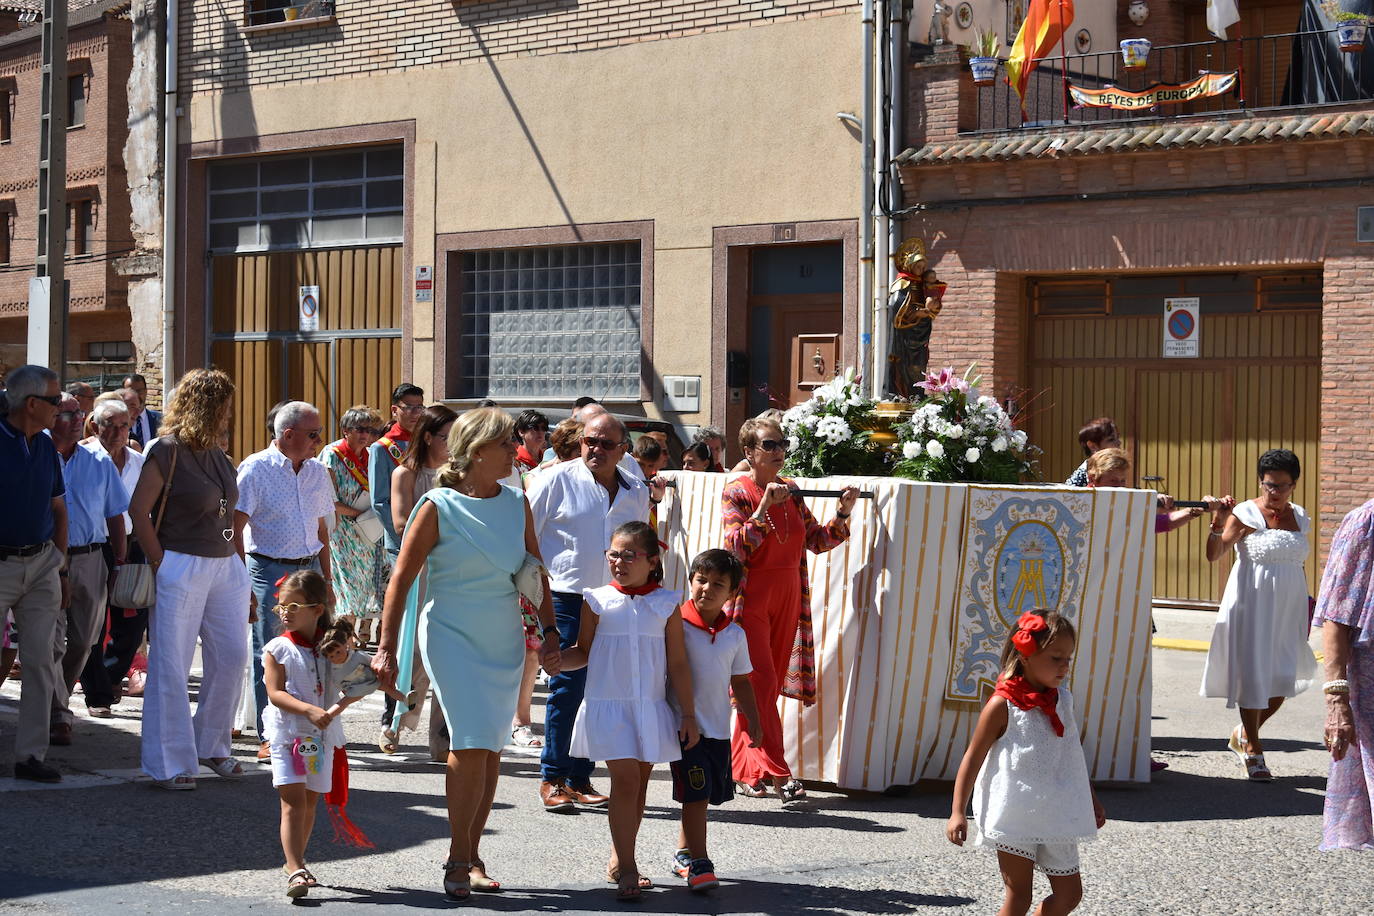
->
[1,645,1368,915]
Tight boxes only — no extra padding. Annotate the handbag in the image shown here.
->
[111,444,179,610]
[348,489,386,544]
[514,552,547,608]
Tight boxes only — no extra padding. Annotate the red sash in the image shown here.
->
[331,442,370,491]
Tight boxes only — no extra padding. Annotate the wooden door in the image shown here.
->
[749,295,843,411]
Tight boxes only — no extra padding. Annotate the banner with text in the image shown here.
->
[1069,71,1238,110]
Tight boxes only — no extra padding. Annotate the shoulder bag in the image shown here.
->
[110,443,179,609]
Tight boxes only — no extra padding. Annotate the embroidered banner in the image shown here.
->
[1069,71,1238,109]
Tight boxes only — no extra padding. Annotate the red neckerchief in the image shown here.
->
[994,675,1064,737]
[611,581,661,597]
[681,599,731,643]
[332,441,370,490]
[284,627,324,649]
[710,462,725,474]
[383,421,411,443]
[515,445,539,471]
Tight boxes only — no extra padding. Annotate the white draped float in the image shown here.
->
[656,472,1156,789]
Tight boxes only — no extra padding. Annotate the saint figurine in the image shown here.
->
[886,238,947,399]
[928,0,953,46]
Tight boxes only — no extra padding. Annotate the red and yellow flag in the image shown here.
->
[1005,0,1075,109]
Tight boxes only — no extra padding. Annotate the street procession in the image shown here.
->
[1,0,1372,913]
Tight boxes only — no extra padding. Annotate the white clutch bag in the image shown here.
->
[352,508,385,544]
[514,552,547,607]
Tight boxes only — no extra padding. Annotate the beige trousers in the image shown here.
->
[0,543,62,761]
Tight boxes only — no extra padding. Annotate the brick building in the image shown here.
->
[0,0,137,382]
[902,0,1374,604]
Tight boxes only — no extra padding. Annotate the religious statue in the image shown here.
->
[928,0,953,46]
[886,237,948,399]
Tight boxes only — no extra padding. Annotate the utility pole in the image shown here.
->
[28,0,68,379]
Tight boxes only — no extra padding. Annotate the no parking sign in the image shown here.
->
[299,285,320,332]
[1163,297,1199,358]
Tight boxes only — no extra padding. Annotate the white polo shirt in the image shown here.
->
[526,457,649,594]
[82,440,144,534]
[236,443,335,559]
[673,619,753,740]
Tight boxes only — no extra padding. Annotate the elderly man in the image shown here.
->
[369,383,425,560]
[0,366,68,782]
[233,400,336,761]
[65,381,95,418]
[527,412,665,812]
[121,373,161,447]
[48,394,128,745]
[76,399,146,717]
[693,425,726,473]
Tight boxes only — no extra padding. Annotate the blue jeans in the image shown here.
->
[248,555,320,738]
[540,590,594,785]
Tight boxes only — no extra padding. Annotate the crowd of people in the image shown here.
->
[0,369,1370,910]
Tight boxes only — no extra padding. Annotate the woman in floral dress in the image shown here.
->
[321,406,389,642]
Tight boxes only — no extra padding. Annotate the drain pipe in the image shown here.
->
[160,0,178,389]
[859,0,875,397]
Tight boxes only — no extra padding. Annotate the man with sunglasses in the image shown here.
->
[0,366,69,782]
[369,383,425,561]
[46,394,128,749]
[527,412,667,812]
[233,400,337,762]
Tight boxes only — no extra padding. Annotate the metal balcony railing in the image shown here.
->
[245,0,335,27]
[967,28,1373,134]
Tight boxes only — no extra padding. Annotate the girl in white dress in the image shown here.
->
[561,521,700,901]
[1201,448,1316,781]
[948,611,1105,916]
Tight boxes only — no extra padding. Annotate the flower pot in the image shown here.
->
[969,57,998,86]
[283,6,300,20]
[1119,38,1151,70]
[1338,22,1367,52]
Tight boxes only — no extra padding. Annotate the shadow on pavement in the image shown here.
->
[1095,769,1325,821]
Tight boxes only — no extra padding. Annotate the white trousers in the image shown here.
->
[140,550,250,781]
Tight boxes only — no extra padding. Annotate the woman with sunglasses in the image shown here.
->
[1201,448,1317,781]
[320,405,389,647]
[130,368,251,790]
[720,416,857,801]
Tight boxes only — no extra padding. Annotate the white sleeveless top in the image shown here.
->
[972,687,1098,846]
[570,585,683,764]
[261,636,345,749]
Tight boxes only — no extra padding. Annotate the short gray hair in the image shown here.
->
[273,401,319,437]
[340,405,382,431]
[92,399,131,427]
[4,365,59,412]
[693,425,724,445]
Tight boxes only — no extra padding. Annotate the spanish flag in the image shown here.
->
[1005,0,1075,112]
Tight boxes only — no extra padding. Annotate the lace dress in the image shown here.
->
[971,688,1098,868]
[1201,501,1317,709]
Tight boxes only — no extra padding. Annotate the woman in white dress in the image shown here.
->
[1201,449,1316,781]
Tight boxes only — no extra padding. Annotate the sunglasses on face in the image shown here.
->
[273,602,323,615]
[1260,481,1294,493]
[606,549,645,562]
[583,436,623,451]
[291,428,322,440]
[29,394,62,406]
[755,439,788,453]
[396,404,425,413]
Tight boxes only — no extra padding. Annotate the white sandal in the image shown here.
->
[285,868,311,898]
[511,725,543,748]
[153,774,196,791]
[199,757,244,779]
[1245,754,1273,782]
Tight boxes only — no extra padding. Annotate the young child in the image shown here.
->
[668,549,763,893]
[947,610,1106,916]
[560,521,701,902]
[261,570,348,899]
[317,617,412,718]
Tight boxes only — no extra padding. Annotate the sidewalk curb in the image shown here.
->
[1152,637,1209,652]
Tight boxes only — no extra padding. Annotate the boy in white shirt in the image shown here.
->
[670,550,762,892]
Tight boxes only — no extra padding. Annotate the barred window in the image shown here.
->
[457,242,643,400]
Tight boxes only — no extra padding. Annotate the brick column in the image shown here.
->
[907,46,977,150]
[1319,244,1374,556]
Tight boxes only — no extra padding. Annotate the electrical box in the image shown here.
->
[663,375,701,413]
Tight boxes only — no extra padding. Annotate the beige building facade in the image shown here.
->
[176,1,870,456]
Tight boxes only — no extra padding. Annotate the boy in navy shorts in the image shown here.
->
[670,549,762,892]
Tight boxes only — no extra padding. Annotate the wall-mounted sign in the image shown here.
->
[1163,297,1199,358]
[299,285,320,332]
[415,265,433,303]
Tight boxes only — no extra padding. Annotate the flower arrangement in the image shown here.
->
[780,367,889,478]
[891,365,1036,484]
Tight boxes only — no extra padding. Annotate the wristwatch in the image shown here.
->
[542,624,559,638]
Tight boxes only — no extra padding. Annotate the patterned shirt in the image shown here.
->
[236,443,335,558]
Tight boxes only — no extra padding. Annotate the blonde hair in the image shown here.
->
[437,407,516,489]
[160,368,235,451]
[1085,447,1131,484]
[738,416,782,455]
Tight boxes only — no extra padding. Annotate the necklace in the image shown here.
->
[1262,502,1290,529]
[751,477,791,544]
[312,648,325,699]
[190,447,233,539]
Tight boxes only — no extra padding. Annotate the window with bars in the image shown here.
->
[207,146,403,253]
[457,242,643,400]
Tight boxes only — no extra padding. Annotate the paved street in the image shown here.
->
[1,635,1369,915]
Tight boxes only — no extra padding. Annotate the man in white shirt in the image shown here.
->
[232,401,336,760]
[526,413,664,812]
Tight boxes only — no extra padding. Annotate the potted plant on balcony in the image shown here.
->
[1322,1,1371,51]
[1119,37,1152,69]
[967,27,1000,86]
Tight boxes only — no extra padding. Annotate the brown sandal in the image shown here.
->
[607,865,652,888]
[469,857,502,893]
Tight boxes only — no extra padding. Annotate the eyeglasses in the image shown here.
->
[29,394,62,406]
[755,439,788,453]
[1260,481,1295,493]
[273,602,323,615]
[56,410,86,423]
[583,436,624,451]
[304,429,321,440]
[606,549,645,562]
[396,404,425,413]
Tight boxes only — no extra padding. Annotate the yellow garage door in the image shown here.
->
[1027,272,1321,605]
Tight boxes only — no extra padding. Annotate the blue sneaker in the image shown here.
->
[672,848,692,880]
[687,858,719,893]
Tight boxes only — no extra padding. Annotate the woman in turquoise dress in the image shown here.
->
[373,407,562,901]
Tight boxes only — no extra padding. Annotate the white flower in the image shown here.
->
[964,447,981,463]
[947,425,965,440]
[1012,429,1028,449]
[787,435,801,452]
[926,439,945,460]
[902,441,922,460]
[802,413,820,430]
[991,436,1008,453]
[978,395,999,408]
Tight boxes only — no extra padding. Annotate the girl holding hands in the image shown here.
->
[948,611,1106,916]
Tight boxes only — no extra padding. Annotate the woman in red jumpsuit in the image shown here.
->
[721,417,856,800]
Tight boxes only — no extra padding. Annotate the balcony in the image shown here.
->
[244,0,335,28]
[965,28,1373,134]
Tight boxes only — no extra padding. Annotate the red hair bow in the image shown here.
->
[1011,612,1048,657]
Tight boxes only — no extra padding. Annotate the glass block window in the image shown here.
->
[458,242,643,399]
[207,146,403,253]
